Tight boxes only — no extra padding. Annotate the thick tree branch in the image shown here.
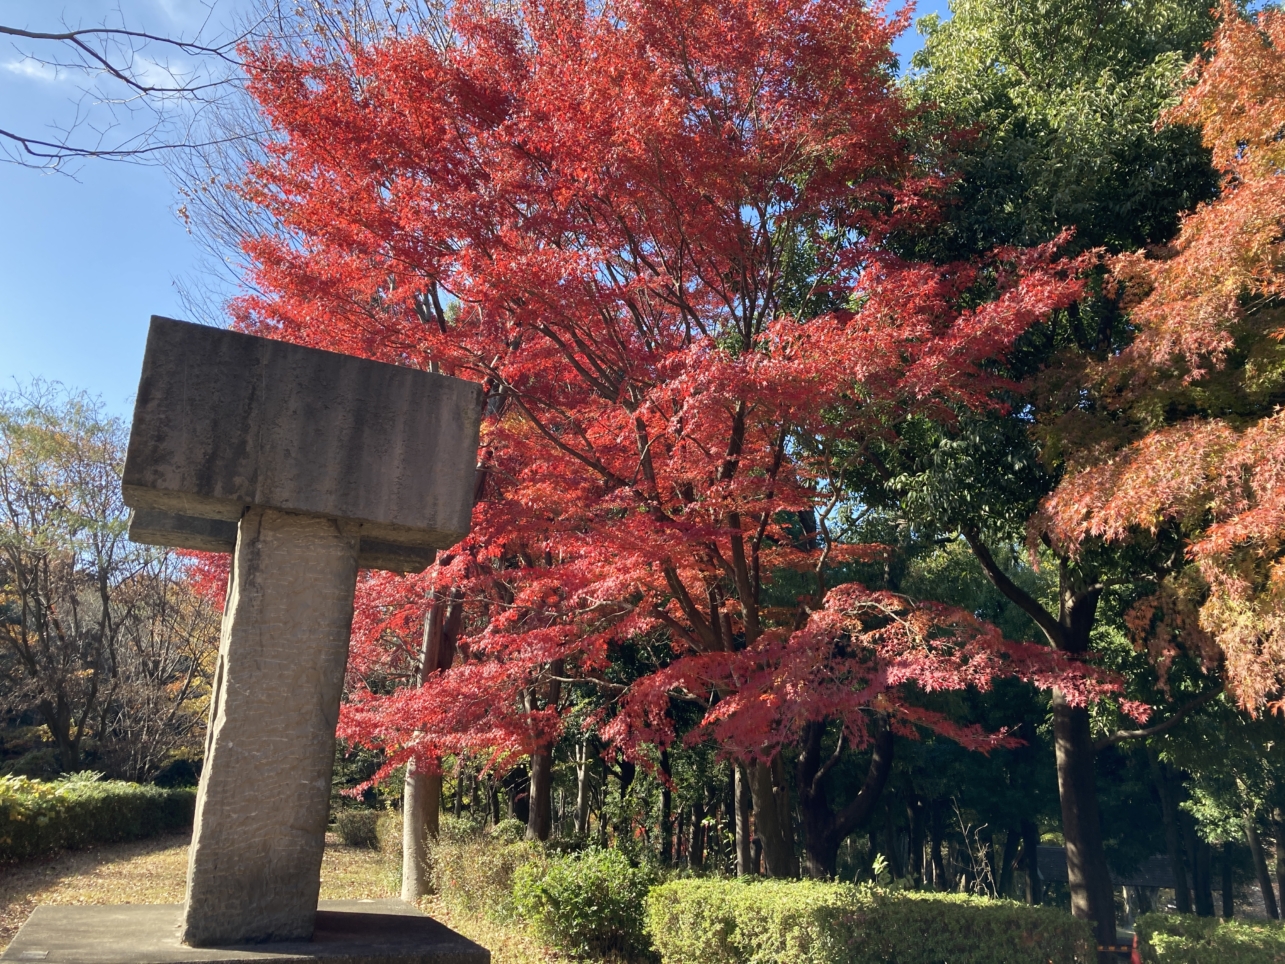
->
[962,527,1064,648]
[1094,685,1224,751]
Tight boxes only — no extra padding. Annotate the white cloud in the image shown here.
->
[3,58,64,83]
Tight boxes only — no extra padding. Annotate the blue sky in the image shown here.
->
[0,0,948,420]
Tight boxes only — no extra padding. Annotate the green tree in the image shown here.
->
[907,0,1219,258]
[843,0,1229,949]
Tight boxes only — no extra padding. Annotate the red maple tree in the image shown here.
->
[227,0,1117,868]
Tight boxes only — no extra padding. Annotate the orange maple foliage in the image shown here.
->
[1044,4,1285,714]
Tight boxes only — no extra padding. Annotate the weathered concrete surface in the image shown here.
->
[182,507,359,947]
[1,901,490,964]
[128,509,436,574]
[122,316,482,560]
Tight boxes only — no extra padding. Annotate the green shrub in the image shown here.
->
[514,847,657,960]
[644,878,1095,964]
[1136,913,1285,964]
[437,813,486,842]
[491,817,527,843]
[0,773,196,862]
[334,808,379,848]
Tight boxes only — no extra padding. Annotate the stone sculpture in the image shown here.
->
[122,317,482,947]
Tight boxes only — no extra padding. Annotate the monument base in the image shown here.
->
[0,901,489,964]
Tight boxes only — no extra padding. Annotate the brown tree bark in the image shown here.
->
[749,758,796,877]
[1151,754,1192,914]
[1184,815,1214,917]
[524,658,563,842]
[1053,690,1118,948]
[1245,814,1281,920]
[796,721,894,878]
[1275,811,1285,922]
[1223,840,1235,919]
[401,589,463,901]
[932,808,949,891]
[735,763,753,876]
[965,530,1117,951]
[659,750,673,862]
[1022,818,1042,904]
[997,827,1020,898]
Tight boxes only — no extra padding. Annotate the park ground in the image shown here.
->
[0,834,568,964]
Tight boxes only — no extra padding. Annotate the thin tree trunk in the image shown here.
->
[525,659,563,842]
[884,800,903,881]
[400,589,461,900]
[932,809,948,892]
[575,740,592,838]
[1022,819,1042,904]
[735,762,753,876]
[1151,755,1192,914]
[1245,814,1281,920]
[1223,840,1235,919]
[1185,816,1214,917]
[690,793,706,869]
[401,758,438,902]
[908,795,925,887]
[1274,811,1285,922]
[659,749,673,863]
[998,827,1020,898]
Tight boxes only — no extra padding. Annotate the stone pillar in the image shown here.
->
[181,507,360,946]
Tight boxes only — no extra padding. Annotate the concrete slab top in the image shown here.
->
[1,902,488,964]
[122,317,483,556]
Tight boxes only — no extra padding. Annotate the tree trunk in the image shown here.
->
[400,590,462,899]
[572,741,591,837]
[526,749,554,841]
[1052,690,1117,950]
[1151,755,1192,914]
[1223,840,1235,919]
[524,659,563,842]
[1185,816,1214,917]
[749,759,795,877]
[401,758,434,902]
[1245,814,1281,920]
[908,795,925,887]
[1022,819,1042,904]
[659,750,673,863]
[966,535,1116,950]
[735,763,753,876]
[1275,811,1285,922]
[797,721,895,878]
[690,793,706,869]
[884,800,903,880]
[998,827,1020,898]
[932,809,948,891]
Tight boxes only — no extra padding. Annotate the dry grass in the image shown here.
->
[0,833,577,964]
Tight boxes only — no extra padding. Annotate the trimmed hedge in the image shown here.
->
[645,878,1095,964]
[0,774,196,862]
[1137,913,1285,964]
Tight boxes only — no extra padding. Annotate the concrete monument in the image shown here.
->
[0,316,488,964]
